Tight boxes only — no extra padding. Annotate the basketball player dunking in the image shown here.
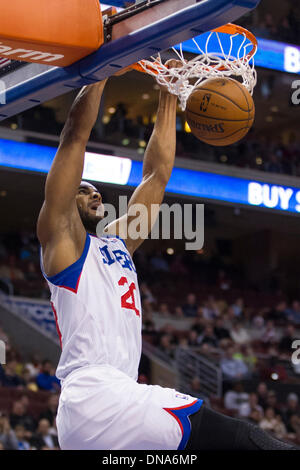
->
[38,68,298,450]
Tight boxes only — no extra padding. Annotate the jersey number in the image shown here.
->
[118,276,140,317]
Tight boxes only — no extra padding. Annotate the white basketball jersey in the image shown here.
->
[41,234,142,381]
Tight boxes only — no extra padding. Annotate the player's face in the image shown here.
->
[76,182,105,233]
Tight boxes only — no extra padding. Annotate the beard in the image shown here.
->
[78,208,103,234]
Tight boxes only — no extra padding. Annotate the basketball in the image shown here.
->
[185,77,255,146]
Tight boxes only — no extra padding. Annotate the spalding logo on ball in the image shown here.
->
[185,77,255,147]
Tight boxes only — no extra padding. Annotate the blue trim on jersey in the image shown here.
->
[45,233,91,290]
[173,399,203,450]
[102,233,128,250]
[114,235,127,250]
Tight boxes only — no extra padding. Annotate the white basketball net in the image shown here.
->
[138,27,257,111]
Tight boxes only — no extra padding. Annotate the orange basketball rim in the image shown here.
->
[132,23,257,74]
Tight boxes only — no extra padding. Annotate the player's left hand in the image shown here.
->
[157,58,182,95]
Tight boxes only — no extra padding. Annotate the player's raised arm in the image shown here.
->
[105,79,177,256]
[37,80,107,276]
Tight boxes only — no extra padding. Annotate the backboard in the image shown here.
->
[0,0,260,121]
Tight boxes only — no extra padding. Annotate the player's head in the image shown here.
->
[76,181,105,233]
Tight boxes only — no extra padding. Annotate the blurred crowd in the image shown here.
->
[140,283,300,445]
[2,102,300,178]
[248,9,300,45]
[141,284,300,380]
[0,393,60,451]
[0,232,49,298]
[99,116,300,177]
[0,328,60,450]
[221,382,300,444]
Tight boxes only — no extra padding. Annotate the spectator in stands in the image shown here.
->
[220,346,251,382]
[109,102,127,134]
[24,354,42,379]
[282,393,300,434]
[267,301,288,322]
[251,313,265,339]
[19,395,30,414]
[241,345,258,373]
[182,293,198,318]
[39,394,59,427]
[265,390,282,416]
[239,392,264,419]
[197,325,219,350]
[279,324,297,357]
[259,320,278,345]
[264,13,277,37]
[187,329,200,348]
[277,16,294,44]
[158,334,175,361]
[247,409,265,427]
[286,301,300,325]
[36,360,60,392]
[191,316,206,336]
[174,306,184,318]
[217,269,232,291]
[275,415,289,441]
[252,18,271,38]
[140,282,155,305]
[214,317,231,341]
[230,298,244,318]
[0,414,18,450]
[289,414,300,443]
[224,382,249,415]
[259,407,287,441]
[201,296,220,321]
[158,303,171,317]
[0,254,25,283]
[14,424,30,450]
[25,261,40,282]
[0,360,25,388]
[223,306,239,330]
[49,416,59,442]
[142,318,158,340]
[232,344,257,378]
[142,299,154,317]
[230,320,251,345]
[256,382,269,410]
[21,368,39,392]
[264,153,283,174]
[30,418,59,450]
[9,400,36,434]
